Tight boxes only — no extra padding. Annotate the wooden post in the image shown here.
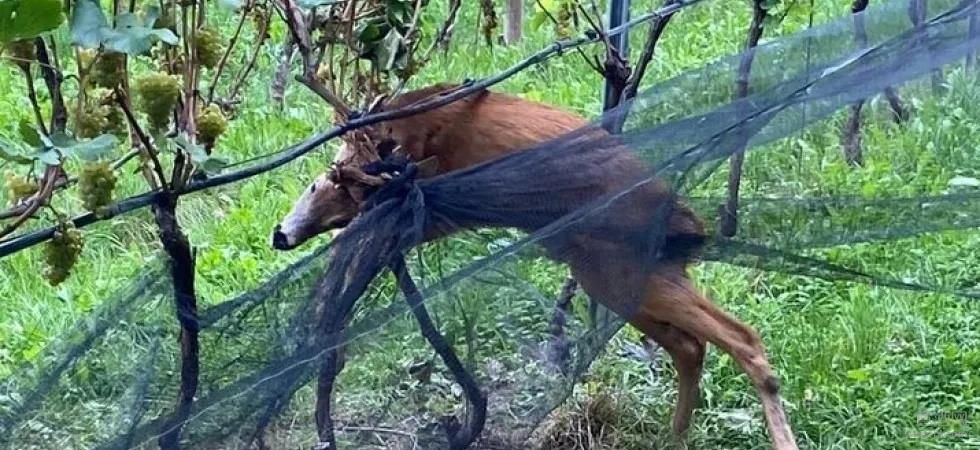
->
[504,0,523,44]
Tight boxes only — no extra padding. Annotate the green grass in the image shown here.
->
[2,0,980,449]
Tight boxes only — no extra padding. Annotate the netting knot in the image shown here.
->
[361,154,420,212]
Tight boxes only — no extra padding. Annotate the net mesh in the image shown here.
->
[3,0,980,448]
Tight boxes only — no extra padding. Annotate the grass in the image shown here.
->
[2,0,980,448]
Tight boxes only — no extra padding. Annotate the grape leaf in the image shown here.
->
[36,149,61,166]
[142,5,161,27]
[218,0,243,10]
[0,137,32,164]
[199,156,229,174]
[67,134,119,161]
[173,134,206,159]
[70,0,107,48]
[0,0,65,43]
[18,119,42,147]
[26,132,118,164]
[102,12,178,55]
[174,134,227,174]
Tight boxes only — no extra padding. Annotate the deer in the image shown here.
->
[271,82,595,251]
[271,82,798,449]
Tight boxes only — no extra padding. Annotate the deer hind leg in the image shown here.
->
[643,322,705,437]
[635,268,798,450]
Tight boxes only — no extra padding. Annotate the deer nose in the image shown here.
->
[271,224,291,250]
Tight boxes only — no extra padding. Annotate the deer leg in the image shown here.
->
[634,270,798,450]
[642,321,705,437]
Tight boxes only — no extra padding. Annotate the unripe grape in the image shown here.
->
[103,106,128,138]
[196,105,227,146]
[78,161,117,213]
[556,2,573,39]
[43,222,84,286]
[73,103,111,139]
[480,0,498,45]
[91,51,126,89]
[135,72,182,132]
[4,171,38,205]
[195,27,223,69]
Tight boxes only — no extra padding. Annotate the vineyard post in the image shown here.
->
[505,0,524,44]
[970,5,979,68]
[603,0,631,114]
[842,0,871,166]
[719,0,769,238]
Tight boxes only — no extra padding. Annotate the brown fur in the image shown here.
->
[413,129,797,449]
[377,82,594,172]
[287,83,799,450]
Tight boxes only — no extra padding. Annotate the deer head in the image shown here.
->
[271,127,440,251]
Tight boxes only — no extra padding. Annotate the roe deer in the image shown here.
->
[271,82,593,250]
[273,85,796,450]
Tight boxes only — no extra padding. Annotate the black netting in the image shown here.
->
[3,0,980,448]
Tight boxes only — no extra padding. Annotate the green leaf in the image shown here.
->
[69,134,119,161]
[0,0,65,43]
[846,368,870,382]
[0,137,32,164]
[141,6,161,27]
[173,134,207,162]
[535,0,559,14]
[199,156,229,174]
[18,119,41,147]
[102,12,178,55]
[356,21,384,44]
[36,148,60,165]
[70,0,108,49]
[217,0,243,10]
[173,134,226,174]
[529,12,548,31]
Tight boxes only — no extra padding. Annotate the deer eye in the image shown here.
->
[309,184,316,193]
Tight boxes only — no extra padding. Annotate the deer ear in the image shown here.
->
[415,156,440,178]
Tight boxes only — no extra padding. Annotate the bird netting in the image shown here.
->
[3,0,980,448]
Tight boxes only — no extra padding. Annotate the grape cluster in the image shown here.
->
[135,72,182,132]
[251,7,270,41]
[480,0,498,45]
[103,106,128,138]
[44,222,84,286]
[4,171,39,205]
[78,162,117,213]
[92,51,127,89]
[195,27,224,69]
[196,105,227,146]
[556,2,574,39]
[74,103,111,139]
